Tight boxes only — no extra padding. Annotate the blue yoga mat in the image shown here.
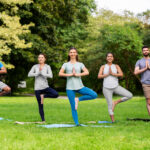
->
[98,121,113,124]
[0,117,4,121]
[39,124,112,128]
[0,117,12,121]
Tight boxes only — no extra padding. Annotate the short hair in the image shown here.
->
[142,45,149,51]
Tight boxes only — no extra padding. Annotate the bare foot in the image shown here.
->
[40,94,44,104]
[75,98,79,110]
[36,121,46,124]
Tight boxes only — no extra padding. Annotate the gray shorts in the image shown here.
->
[0,81,8,91]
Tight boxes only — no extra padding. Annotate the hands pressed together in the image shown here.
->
[71,67,81,77]
[146,60,150,70]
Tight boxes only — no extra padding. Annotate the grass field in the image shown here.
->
[0,96,150,150]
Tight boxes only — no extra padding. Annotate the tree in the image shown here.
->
[0,0,33,68]
[16,0,96,90]
[0,0,34,91]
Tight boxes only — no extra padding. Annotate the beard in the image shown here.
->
[143,54,149,57]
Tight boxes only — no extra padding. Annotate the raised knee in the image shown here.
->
[4,87,11,93]
[92,92,98,99]
[54,93,59,98]
[128,93,133,99]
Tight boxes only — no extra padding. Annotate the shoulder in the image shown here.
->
[63,62,69,66]
[78,62,85,66]
[33,64,38,67]
[136,58,143,65]
[61,62,69,68]
[138,58,144,62]
[114,64,121,69]
[101,65,105,69]
[114,64,119,67]
[45,64,51,68]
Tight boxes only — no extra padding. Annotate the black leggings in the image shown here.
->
[35,87,59,121]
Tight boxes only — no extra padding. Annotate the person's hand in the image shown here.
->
[69,73,74,77]
[39,66,42,71]
[72,67,76,76]
[109,66,113,75]
[145,60,149,70]
[146,60,150,69]
[74,73,80,77]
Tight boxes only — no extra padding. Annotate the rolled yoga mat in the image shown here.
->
[127,118,150,122]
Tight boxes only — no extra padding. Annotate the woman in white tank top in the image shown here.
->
[98,53,133,122]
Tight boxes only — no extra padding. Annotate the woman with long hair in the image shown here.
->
[59,48,97,126]
[98,52,133,122]
[28,53,59,123]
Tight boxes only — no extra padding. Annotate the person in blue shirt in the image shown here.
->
[134,46,150,115]
[0,62,11,96]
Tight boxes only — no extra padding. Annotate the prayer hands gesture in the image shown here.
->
[39,66,42,71]
[72,67,80,77]
[146,60,150,70]
[109,66,114,76]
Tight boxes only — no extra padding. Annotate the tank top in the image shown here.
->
[103,64,119,89]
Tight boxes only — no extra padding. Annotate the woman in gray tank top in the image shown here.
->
[98,52,133,122]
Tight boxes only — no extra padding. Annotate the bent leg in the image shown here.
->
[78,87,97,101]
[0,81,11,96]
[0,86,11,96]
[66,90,79,125]
[35,90,45,121]
[114,86,133,102]
[44,87,59,98]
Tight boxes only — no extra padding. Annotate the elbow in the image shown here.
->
[98,75,102,79]
[59,72,62,77]
[86,71,89,75]
[28,73,31,77]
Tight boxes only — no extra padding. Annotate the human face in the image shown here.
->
[38,54,46,64]
[69,49,78,60]
[106,53,114,63]
[142,48,149,57]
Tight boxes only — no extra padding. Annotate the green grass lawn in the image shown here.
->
[0,96,150,150]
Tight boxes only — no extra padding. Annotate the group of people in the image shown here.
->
[0,46,150,125]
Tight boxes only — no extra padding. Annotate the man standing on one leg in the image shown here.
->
[134,46,150,115]
[0,62,11,96]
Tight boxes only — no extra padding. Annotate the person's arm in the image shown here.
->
[134,60,148,75]
[98,65,109,79]
[28,66,40,77]
[74,67,89,77]
[110,65,123,77]
[41,65,53,78]
[59,68,73,77]
[0,66,7,74]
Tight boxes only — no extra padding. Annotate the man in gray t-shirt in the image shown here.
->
[134,46,150,115]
